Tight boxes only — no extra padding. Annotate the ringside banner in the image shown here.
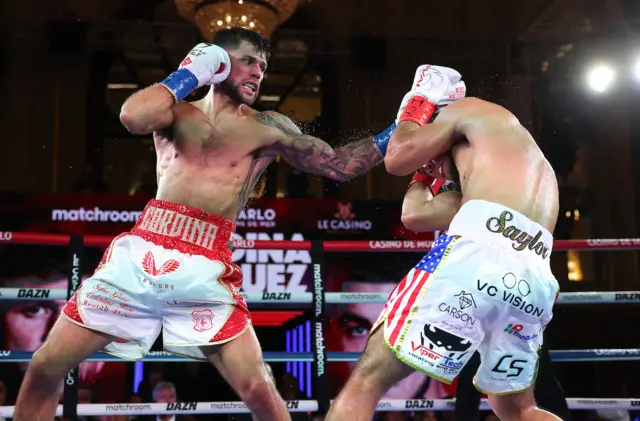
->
[0,193,435,296]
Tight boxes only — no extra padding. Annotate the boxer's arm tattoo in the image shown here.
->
[254,111,383,181]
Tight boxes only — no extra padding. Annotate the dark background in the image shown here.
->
[1,0,640,418]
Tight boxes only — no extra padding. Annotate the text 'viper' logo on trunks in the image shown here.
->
[408,323,473,375]
[439,291,476,327]
[486,211,550,258]
[476,273,543,318]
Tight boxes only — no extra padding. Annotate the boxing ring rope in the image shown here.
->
[2,288,640,304]
[1,398,640,417]
[1,349,640,363]
[1,231,639,417]
[3,231,640,250]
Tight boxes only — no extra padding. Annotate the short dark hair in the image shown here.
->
[213,27,271,60]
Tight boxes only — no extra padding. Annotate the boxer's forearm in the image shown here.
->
[120,84,176,135]
[255,111,383,181]
[282,135,382,181]
[385,104,462,176]
[401,190,461,232]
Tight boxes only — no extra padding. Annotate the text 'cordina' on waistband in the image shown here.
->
[135,205,231,251]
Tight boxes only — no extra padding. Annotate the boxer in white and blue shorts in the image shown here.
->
[372,200,559,394]
[326,65,563,421]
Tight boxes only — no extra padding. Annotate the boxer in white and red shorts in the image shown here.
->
[14,26,393,421]
[62,199,249,360]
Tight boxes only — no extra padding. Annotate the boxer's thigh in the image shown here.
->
[31,316,114,375]
[63,235,163,359]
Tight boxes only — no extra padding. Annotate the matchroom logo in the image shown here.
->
[52,207,142,222]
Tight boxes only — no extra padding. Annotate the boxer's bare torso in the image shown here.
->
[448,98,558,232]
[390,97,559,233]
[153,100,274,220]
[121,39,384,222]
[153,90,382,221]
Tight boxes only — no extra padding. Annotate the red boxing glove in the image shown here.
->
[398,95,436,126]
[430,178,446,195]
[408,171,435,189]
[408,172,449,197]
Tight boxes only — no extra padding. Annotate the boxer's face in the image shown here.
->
[221,41,267,105]
[338,282,394,354]
[3,278,67,351]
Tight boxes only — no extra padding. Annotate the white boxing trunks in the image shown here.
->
[63,199,249,360]
[372,199,559,395]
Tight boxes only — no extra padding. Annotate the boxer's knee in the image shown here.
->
[29,347,70,381]
[238,377,279,410]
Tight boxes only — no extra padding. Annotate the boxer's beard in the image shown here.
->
[217,79,256,105]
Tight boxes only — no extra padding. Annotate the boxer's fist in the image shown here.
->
[178,43,231,88]
[408,169,449,196]
[397,65,466,126]
[409,65,465,106]
[408,171,436,190]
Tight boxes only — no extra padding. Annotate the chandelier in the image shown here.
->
[175,0,301,40]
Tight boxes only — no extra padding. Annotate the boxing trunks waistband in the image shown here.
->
[131,199,236,262]
[447,199,553,261]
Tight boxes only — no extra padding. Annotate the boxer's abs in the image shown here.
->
[455,131,559,233]
[155,142,268,221]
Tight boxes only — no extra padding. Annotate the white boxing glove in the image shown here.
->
[160,43,231,102]
[396,65,466,125]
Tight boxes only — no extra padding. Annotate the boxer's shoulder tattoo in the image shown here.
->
[253,111,383,181]
[253,111,302,135]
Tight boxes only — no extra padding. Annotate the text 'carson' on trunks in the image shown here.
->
[438,291,477,329]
